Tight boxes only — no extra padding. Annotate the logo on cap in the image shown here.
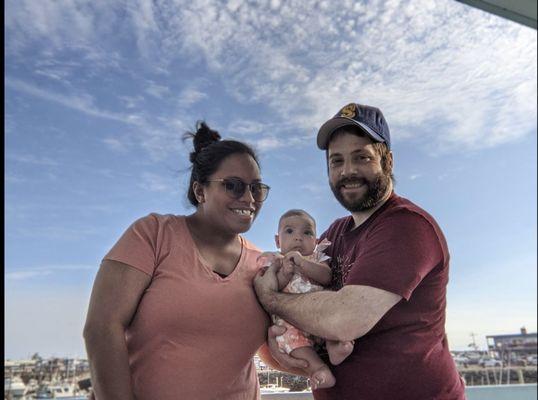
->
[339,103,357,118]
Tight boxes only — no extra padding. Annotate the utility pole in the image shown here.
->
[469,332,479,351]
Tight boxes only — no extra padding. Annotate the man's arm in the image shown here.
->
[254,263,401,342]
[258,252,292,291]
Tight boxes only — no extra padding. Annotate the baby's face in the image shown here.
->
[277,215,317,256]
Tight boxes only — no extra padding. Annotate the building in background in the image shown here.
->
[487,327,538,363]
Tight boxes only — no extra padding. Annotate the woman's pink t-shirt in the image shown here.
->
[103,213,270,400]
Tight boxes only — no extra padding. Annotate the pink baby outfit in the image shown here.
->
[273,239,331,354]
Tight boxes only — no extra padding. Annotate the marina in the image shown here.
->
[4,361,537,399]
[5,328,537,399]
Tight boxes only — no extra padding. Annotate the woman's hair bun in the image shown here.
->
[185,121,221,163]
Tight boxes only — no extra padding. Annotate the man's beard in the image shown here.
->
[330,171,391,212]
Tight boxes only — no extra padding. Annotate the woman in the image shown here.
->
[83,122,276,399]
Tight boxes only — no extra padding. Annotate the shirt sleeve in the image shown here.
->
[102,214,161,276]
[346,209,443,300]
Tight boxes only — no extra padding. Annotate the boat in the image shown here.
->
[4,376,28,398]
[260,383,291,394]
[33,382,83,399]
[46,383,79,398]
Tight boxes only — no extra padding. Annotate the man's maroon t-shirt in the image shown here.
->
[315,193,465,400]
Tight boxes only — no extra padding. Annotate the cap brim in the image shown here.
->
[317,117,385,149]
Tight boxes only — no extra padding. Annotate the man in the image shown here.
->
[254,103,465,399]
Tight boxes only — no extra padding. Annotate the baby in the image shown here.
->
[258,209,354,389]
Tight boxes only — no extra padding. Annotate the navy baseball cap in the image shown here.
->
[317,103,391,150]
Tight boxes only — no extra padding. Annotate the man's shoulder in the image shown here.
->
[383,194,439,227]
[381,194,448,251]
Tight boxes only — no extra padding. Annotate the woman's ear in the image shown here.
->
[192,181,205,204]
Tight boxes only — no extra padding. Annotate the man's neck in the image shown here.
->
[350,183,393,229]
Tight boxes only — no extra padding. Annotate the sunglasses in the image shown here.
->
[207,178,270,202]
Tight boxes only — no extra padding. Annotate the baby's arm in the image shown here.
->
[284,252,332,286]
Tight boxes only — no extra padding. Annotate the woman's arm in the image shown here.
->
[83,260,152,400]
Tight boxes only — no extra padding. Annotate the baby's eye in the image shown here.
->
[285,228,293,234]
[304,230,314,236]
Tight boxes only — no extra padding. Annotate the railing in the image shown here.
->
[260,384,538,400]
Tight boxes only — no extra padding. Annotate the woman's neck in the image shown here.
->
[185,212,238,248]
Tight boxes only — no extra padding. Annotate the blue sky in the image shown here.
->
[5,0,537,359]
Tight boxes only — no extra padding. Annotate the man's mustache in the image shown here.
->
[336,177,367,189]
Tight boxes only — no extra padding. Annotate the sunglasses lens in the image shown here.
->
[221,179,269,201]
[251,184,267,201]
[224,179,246,198]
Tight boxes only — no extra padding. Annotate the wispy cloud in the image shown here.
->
[6,265,94,281]
[5,0,537,158]
[146,0,536,152]
[118,95,144,109]
[6,78,141,125]
[6,153,59,166]
[9,226,101,240]
[145,81,170,98]
[138,172,179,193]
[178,87,208,107]
[253,137,285,151]
[5,173,27,184]
[102,137,130,153]
[6,270,53,281]
[300,183,327,194]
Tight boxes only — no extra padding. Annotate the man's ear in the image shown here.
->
[274,234,280,249]
[192,181,205,204]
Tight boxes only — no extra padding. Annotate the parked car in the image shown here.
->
[453,356,470,366]
[464,352,482,365]
[479,358,503,367]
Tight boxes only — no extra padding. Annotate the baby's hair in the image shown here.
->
[278,209,316,230]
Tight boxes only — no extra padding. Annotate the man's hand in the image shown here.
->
[257,252,283,269]
[253,261,279,311]
[267,325,309,371]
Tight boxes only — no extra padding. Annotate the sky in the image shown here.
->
[5,0,537,360]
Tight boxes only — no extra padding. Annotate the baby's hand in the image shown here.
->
[284,251,304,270]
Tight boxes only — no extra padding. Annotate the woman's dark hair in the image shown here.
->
[183,121,260,206]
